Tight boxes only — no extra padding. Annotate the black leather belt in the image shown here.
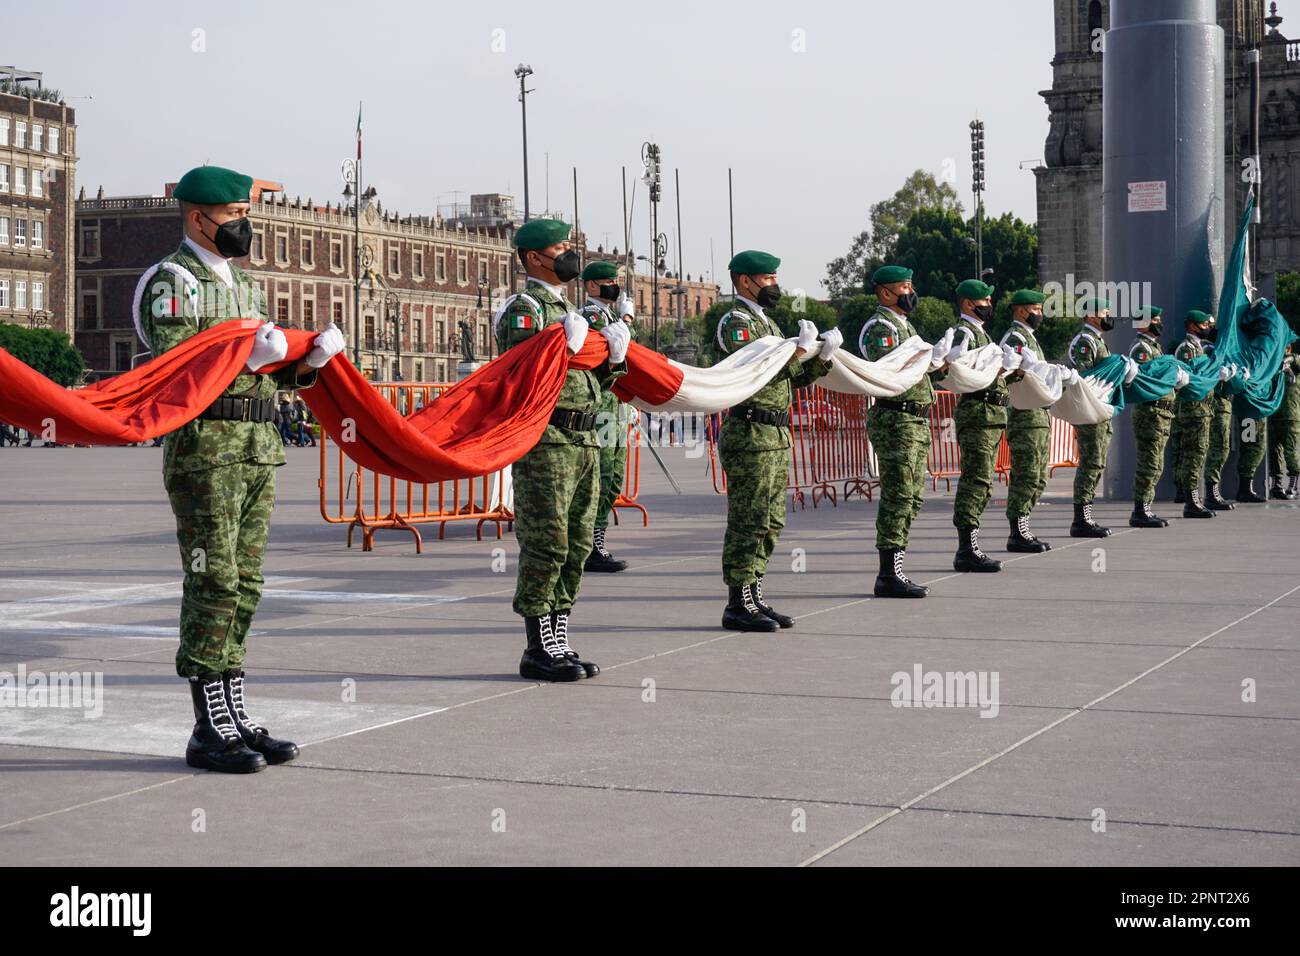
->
[550,408,599,432]
[874,398,931,416]
[731,404,790,427]
[199,396,277,423]
[960,391,1011,407]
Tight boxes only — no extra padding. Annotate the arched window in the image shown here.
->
[1087,0,1103,51]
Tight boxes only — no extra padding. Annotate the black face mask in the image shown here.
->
[539,250,581,282]
[1147,322,1163,338]
[1099,315,1115,332]
[894,291,918,314]
[1202,325,1218,342]
[1022,311,1043,330]
[597,283,620,301]
[752,282,782,309]
[202,213,253,259]
[973,304,994,323]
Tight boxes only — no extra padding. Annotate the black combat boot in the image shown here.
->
[1269,475,1288,500]
[752,576,794,629]
[874,549,928,598]
[1129,499,1168,528]
[1236,477,1266,503]
[1205,481,1235,510]
[1288,475,1300,499]
[722,583,779,632]
[223,670,299,765]
[953,526,1001,572]
[1174,486,1187,504]
[1006,515,1050,553]
[1182,486,1215,518]
[552,610,599,678]
[519,615,587,682]
[583,526,628,573]
[1070,502,1111,537]
[185,674,267,774]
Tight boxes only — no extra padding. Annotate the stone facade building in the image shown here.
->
[1036,0,1300,287]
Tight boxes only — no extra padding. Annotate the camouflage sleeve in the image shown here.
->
[500,297,544,351]
[1069,336,1098,371]
[139,267,198,358]
[580,303,605,329]
[789,355,832,387]
[1173,342,1196,363]
[1129,341,1154,364]
[717,311,762,355]
[859,318,903,362]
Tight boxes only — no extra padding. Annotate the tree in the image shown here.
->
[1275,272,1300,336]
[0,325,85,387]
[823,170,963,300]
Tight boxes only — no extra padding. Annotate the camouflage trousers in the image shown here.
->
[1072,419,1113,505]
[952,417,1005,529]
[594,442,627,531]
[1237,415,1269,480]
[1204,397,1233,483]
[867,408,931,551]
[1268,417,1300,475]
[1132,401,1175,503]
[720,444,788,586]
[512,441,599,616]
[164,461,276,678]
[1005,422,1049,519]
[1173,407,1211,490]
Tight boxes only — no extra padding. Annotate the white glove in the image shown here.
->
[946,330,969,364]
[1064,366,1082,387]
[1122,356,1140,385]
[795,319,819,353]
[616,293,635,320]
[1018,350,1045,377]
[1175,366,1191,389]
[817,328,843,361]
[1218,363,1235,382]
[305,324,346,369]
[1000,344,1023,372]
[600,321,630,364]
[1241,365,1251,382]
[929,328,955,369]
[247,321,288,372]
[562,311,589,355]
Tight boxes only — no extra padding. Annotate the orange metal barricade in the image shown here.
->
[607,414,648,527]
[926,390,961,492]
[1048,415,1080,475]
[800,387,877,504]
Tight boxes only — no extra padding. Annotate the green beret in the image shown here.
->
[172,165,253,205]
[513,218,570,250]
[1133,305,1163,325]
[728,249,780,275]
[1077,297,1111,316]
[581,261,619,282]
[1185,309,1214,325]
[1009,289,1046,306]
[871,264,913,287]
[955,278,994,300]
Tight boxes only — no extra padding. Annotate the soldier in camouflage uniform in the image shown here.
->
[999,289,1052,552]
[1268,348,1300,499]
[497,219,629,681]
[1173,310,1220,518]
[138,166,345,773]
[949,278,1015,572]
[1127,306,1176,528]
[1235,405,1270,503]
[1201,332,1237,510]
[714,250,836,630]
[859,265,951,597]
[1067,297,1116,536]
[578,260,637,573]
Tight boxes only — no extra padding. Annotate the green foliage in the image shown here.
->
[1275,272,1300,336]
[909,297,959,343]
[0,324,85,386]
[765,295,838,338]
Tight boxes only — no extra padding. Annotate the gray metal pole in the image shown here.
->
[1102,0,1225,502]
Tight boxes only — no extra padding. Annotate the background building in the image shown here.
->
[1036,0,1300,288]
[0,67,77,335]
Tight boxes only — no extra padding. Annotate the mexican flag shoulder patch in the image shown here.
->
[877,334,894,347]
[730,327,751,343]
[511,313,534,329]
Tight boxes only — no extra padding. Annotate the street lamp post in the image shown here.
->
[342,160,377,367]
[515,64,534,222]
[970,119,986,276]
[641,142,663,350]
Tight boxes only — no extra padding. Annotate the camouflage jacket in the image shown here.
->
[857,305,937,406]
[138,242,316,475]
[1130,332,1175,406]
[1068,324,1110,371]
[1174,334,1212,416]
[713,299,832,451]
[952,314,1008,424]
[498,279,626,447]
[1276,354,1300,421]
[1000,321,1049,429]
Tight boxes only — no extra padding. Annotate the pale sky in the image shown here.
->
[19,0,1052,295]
